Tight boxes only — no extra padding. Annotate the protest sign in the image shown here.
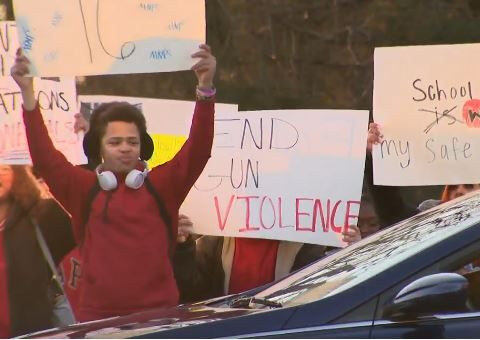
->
[13,0,205,76]
[181,109,369,247]
[373,43,480,185]
[0,21,18,77]
[0,77,84,164]
[0,21,84,164]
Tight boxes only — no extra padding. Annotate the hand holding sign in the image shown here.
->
[177,214,194,243]
[191,44,216,90]
[11,49,32,89]
[342,225,362,245]
[11,48,35,111]
[73,113,89,134]
[367,122,383,153]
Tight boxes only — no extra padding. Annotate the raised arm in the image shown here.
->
[150,44,217,208]
[11,49,95,218]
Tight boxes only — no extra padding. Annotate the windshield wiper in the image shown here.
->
[229,296,283,309]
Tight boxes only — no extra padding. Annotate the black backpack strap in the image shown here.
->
[83,181,101,226]
[144,177,174,258]
[78,163,100,228]
[80,181,101,244]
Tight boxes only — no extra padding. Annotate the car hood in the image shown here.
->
[23,302,263,338]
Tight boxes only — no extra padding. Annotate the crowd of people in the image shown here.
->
[0,45,478,337]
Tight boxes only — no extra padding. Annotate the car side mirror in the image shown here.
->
[383,273,469,321]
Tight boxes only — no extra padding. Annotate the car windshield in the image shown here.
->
[255,192,480,308]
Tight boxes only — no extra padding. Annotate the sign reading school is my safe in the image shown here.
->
[13,0,205,76]
[373,43,480,186]
[181,110,369,247]
[0,21,84,165]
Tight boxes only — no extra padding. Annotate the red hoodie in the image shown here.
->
[60,248,82,317]
[23,100,214,321]
[228,238,279,294]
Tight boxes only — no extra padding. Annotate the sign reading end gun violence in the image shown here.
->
[373,43,480,186]
[13,0,205,76]
[181,110,368,247]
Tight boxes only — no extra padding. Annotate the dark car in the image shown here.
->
[24,191,480,338]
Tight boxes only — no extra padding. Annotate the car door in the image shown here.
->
[241,321,373,338]
[371,312,480,338]
[246,297,379,338]
[372,237,480,338]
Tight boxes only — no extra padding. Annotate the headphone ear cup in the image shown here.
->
[140,133,154,161]
[97,171,117,191]
[82,131,93,158]
[125,169,145,189]
[83,131,100,161]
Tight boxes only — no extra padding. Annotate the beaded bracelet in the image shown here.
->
[196,86,216,100]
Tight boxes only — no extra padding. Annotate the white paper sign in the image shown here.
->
[0,77,85,165]
[0,21,18,77]
[0,22,84,165]
[373,43,480,186]
[181,110,369,247]
[13,0,205,76]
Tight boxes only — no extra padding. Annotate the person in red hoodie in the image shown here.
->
[11,44,217,322]
[174,215,362,303]
[60,109,205,316]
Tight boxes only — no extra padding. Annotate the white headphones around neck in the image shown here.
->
[96,161,149,191]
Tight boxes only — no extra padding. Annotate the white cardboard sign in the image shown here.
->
[0,21,84,165]
[181,109,369,247]
[13,0,205,76]
[373,43,480,185]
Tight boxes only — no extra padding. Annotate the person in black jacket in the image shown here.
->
[0,164,75,337]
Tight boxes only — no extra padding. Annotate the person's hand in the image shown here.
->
[191,44,216,90]
[11,48,36,110]
[74,113,90,134]
[342,225,362,246]
[11,48,33,92]
[177,214,194,243]
[367,122,383,153]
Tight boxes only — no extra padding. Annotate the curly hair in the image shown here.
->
[84,102,145,166]
[9,165,42,213]
[83,101,153,164]
[96,102,147,140]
